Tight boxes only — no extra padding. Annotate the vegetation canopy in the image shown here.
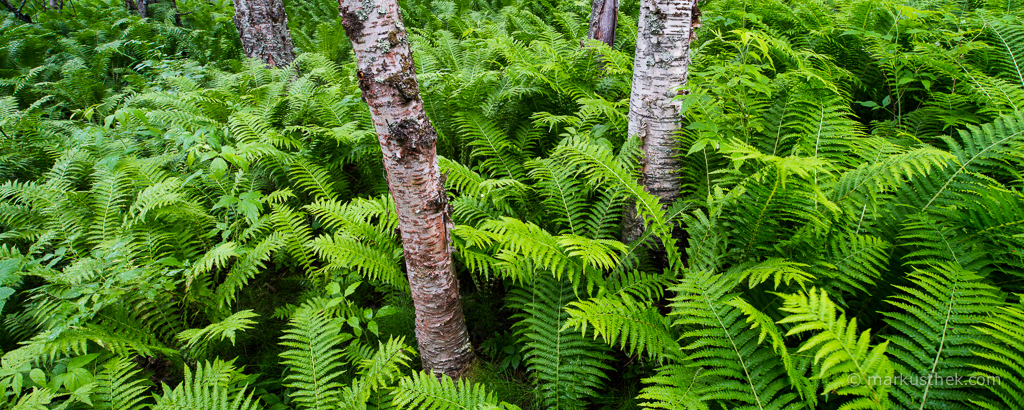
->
[1,0,1023,409]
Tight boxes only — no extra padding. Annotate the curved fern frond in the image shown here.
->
[778,288,893,410]
[392,370,522,410]
[564,297,680,362]
[93,356,152,410]
[882,263,1002,409]
[671,269,802,410]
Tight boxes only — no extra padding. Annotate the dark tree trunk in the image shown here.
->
[621,0,700,243]
[1,0,32,22]
[338,0,474,379]
[136,0,147,18]
[587,0,618,47]
[232,0,296,68]
[169,0,183,25]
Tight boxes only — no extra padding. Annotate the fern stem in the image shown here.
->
[918,269,962,410]
[702,290,765,410]
[922,129,1024,211]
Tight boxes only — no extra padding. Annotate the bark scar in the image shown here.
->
[387,118,437,161]
[690,1,702,41]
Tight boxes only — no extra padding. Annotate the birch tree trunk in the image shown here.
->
[232,0,296,68]
[621,0,700,242]
[587,0,618,47]
[338,0,474,379]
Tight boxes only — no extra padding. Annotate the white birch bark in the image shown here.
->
[622,0,700,242]
[338,0,474,378]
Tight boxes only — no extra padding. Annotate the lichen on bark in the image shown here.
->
[622,0,700,244]
[339,0,475,379]
[232,0,297,68]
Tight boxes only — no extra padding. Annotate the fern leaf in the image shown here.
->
[970,300,1024,410]
[152,361,260,410]
[778,288,892,409]
[94,356,151,410]
[508,274,612,410]
[392,371,521,410]
[280,300,351,410]
[882,263,1001,409]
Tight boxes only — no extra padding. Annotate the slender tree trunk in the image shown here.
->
[232,0,296,68]
[621,0,700,242]
[136,0,147,18]
[338,0,474,379]
[48,0,61,12]
[169,0,183,26]
[587,0,618,47]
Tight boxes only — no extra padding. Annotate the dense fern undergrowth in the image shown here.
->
[2,0,1024,408]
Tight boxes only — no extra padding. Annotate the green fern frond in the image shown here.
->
[527,158,588,235]
[778,288,893,409]
[310,232,407,292]
[152,360,260,410]
[456,112,525,179]
[280,299,352,410]
[392,370,521,410]
[549,137,679,267]
[88,158,135,245]
[271,204,317,277]
[215,232,287,308]
[93,356,152,410]
[812,234,891,296]
[508,273,613,410]
[285,157,342,201]
[728,297,815,404]
[176,310,259,360]
[670,269,802,410]
[341,337,414,409]
[905,112,1024,212]
[188,241,239,294]
[969,299,1024,410]
[636,364,709,410]
[882,263,1002,409]
[563,297,680,362]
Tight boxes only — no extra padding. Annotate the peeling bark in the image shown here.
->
[587,0,618,48]
[622,0,700,243]
[338,0,474,379]
[233,0,296,68]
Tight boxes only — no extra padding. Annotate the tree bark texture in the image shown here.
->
[233,0,296,68]
[338,0,474,378]
[136,0,147,18]
[622,0,700,242]
[587,0,618,47]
